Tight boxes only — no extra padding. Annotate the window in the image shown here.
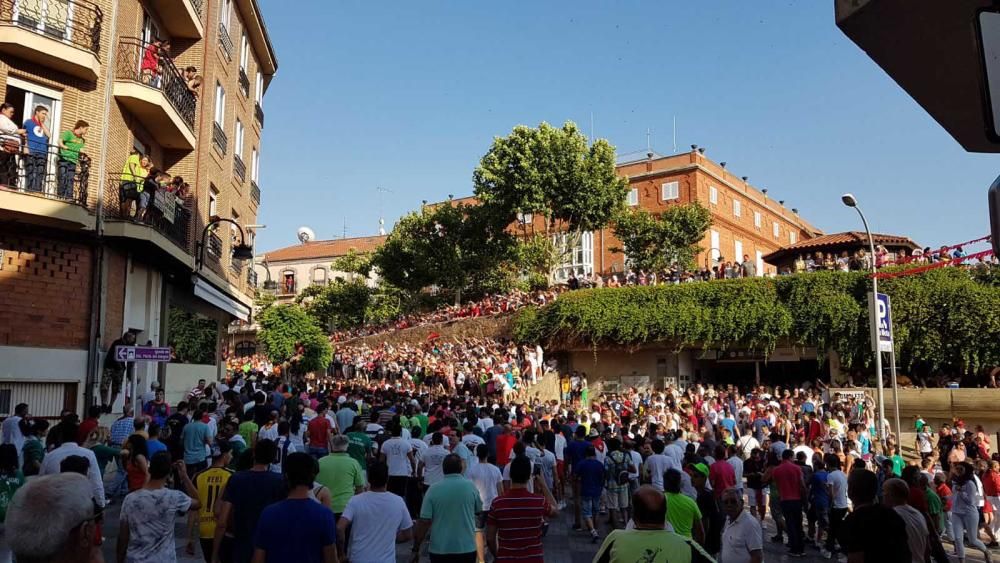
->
[255,71,263,105]
[790,231,797,245]
[710,230,720,263]
[754,211,761,229]
[312,267,327,285]
[251,147,259,182]
[234,119,244,158]
[627,188,639,206]
[773,222,780,239]
[552,231,594,281]
[214,82,226,126]
[517,212,533,225]
[661,181,679,201]
[755,251,764,277]
[230,209,240,243]
[240,32,249,70]
[709,186,718,205]
[734,240,743,262]
[219,0,232,29]
[281,270,295,294]
[208,185,218,217]
[733,199,742,218]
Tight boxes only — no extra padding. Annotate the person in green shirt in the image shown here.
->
[345,419,373,478]
[118,151,150,219]
[414,453,482,560]
[665,469,704,543]
[20,419,48,476]
[56,120,87,199]
[595,485,712,563]
[238,419,259,449]
[922,474,945,534]
[0,444,25,523]
[315,435,363,515]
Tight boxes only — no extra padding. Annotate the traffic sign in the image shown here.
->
[869,292,894,353]
[115,346,171,362]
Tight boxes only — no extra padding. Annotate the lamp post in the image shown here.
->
[196,217,255,270]
[841,193,888,448]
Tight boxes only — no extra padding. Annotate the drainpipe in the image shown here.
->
[85,0,121,410]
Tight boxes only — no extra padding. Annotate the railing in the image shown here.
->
[103,175,192,252]
[115,37,197,129]
[0,0,103,55]
[206,230,222,260]
[233,155,245,182]
[230,255,243,275]
[217,22,232,60]
[254,102,263,128]
[188,0,203,16]
[250,180,260,205]
[211,121,227,155]
[247,268,257,288]
[0,143,91,206]
[238,68,249,98]
[278,279,296,295]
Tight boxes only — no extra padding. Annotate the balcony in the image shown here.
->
[254,102,264,128]
[230,255,243,276]
[247,268,257,288]
[0,0,102,81]
[0,143,94,228]
[211,121,227,155]
[147,0,203,39]
[217,22,232,60]
[206,230,223,261]
[233,155,245,183]
[102,175,194,263]
[113,37,197,150]
[250,180,260,206]
[238,68,249,98]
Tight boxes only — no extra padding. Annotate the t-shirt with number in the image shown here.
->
[194,466,233,538]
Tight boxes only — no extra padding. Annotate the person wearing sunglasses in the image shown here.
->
[5,472,104,563]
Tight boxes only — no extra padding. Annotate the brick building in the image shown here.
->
[0,0,277,415]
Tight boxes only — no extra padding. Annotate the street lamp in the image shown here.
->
[841,193,888,448]
[196,217,254,270]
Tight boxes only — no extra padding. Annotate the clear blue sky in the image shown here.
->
[253,1,997,253]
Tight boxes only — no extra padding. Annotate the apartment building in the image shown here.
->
[0,0,277,415]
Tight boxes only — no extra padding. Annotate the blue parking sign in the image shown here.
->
[872,292,893,352]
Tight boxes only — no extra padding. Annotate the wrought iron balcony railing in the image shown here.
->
[233,155,245,183]
[217,22,232,60]
[104,174,192,253]
[247,268,257,288]
[0,143,92,206]
[250,180,260,205]
[188,0,203,16]
[238,68,249,98]
[115,37,197,129]
[0,0,103,55]
[212,121,227,155]
[254,102,263,128]
[230,255,243,275]
[207,230,222,260]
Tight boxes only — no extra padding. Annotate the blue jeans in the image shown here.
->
[581,495,601,519]
[57,159,76,199]
[308,446,328,459]
[25,153,46,192]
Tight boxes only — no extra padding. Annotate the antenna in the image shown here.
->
[646,128,651,153]
[342,217,347,239]
[590,111,595,143]
[376,186,393,236]
[672,116,677,153]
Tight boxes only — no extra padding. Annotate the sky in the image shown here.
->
[253,1,997,253]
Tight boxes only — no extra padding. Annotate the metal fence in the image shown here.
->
[104,174,192,252]
[212,121,227,155]
[0,143,91,206]
[0,0,103,55]
[218,22,233,60]
[115,37,197,129]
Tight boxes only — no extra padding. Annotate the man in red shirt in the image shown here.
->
[486,456,558,562]
[495,425,517,467]
[805,412,823,445]
[306,403,333,458]
[770,449,807,556]
[77,405,101,444]
[708,445,736,500]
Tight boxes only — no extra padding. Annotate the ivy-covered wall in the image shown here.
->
[514,267,1000,375]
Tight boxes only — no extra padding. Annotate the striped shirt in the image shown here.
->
[487,488,549,562]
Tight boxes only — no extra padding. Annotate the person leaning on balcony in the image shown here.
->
[0,103,25,188]
[119,151,150,219]
[56,120,88,200]
[184,66,203,98]
[23,104,50,193]
[138,168,168,223]
[140,38,163,85]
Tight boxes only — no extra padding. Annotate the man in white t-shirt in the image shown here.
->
[825,455,850,557]
[643,440,678,492]
[380,424,415,500]
[467,444,503,517]
[720,487,763,563]
[338,463,413,563]
[419,432,449,487]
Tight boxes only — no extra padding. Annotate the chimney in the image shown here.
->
[720,161,726,169]
[779,200,785,206]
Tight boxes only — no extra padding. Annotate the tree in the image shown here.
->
[370,201,517,302]
[257,304,332,377]
[611,203,713,272]
[473,121,629,238]
[331,248,372,279]
[167,307,218,364]
[296,280,370,330]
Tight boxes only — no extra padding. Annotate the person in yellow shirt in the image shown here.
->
[188,443,233,562]
[118,151,150,219]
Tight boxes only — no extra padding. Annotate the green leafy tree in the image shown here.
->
[296,280,371,330]
[370,201,517,302]
[257,304,332,377]
[167,307,218,364]
[331,248,373,278]
[611,203,712,272]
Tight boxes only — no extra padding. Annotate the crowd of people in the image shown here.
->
[117,148,191,223]
[4,374,1000,563]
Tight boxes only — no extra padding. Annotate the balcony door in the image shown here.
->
[4,78,62,194]
[13,0,75,42]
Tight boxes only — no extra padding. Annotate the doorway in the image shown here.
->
[3,78,62,194]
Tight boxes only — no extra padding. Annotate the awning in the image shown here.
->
[193,276,251,321]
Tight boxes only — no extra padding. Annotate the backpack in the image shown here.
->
[610,451,632,485]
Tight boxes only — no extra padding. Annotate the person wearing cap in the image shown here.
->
[690,462,722,555]
[665,468,704,543]
[187,441,232,561]
[316,434,364,520]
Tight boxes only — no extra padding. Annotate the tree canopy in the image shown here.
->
[257,304,332,376]
[167,307,218,364]
[611,203,713,272]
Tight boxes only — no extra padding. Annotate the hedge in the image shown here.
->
[513,266,1000,374]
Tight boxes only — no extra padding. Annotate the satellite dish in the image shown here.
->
[297,226,316,243]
